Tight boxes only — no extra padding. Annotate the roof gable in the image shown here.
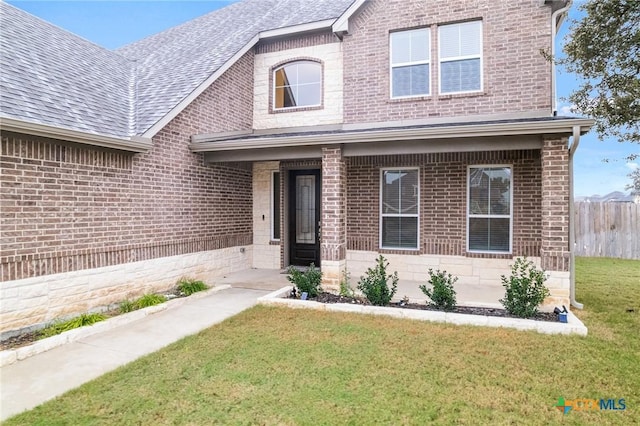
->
[116,0,355,136]
[1,0,356,142]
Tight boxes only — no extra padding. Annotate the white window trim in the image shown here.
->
[466,165,513,254]
[272,61,322,111]
[389,28,431,99]
[270,170,280,241]
[438,21,483,95]
[380,167,420,250]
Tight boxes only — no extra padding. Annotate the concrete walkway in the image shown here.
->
[0,286,269,421]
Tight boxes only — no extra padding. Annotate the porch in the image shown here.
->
[192,116,595,309]
[216,268,504,307]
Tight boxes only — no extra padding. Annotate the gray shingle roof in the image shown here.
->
[1,2,134,138]
[1,0,355,139]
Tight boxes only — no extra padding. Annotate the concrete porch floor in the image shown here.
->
[217,268,503,308]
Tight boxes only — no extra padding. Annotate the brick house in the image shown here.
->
[0,0,593,335]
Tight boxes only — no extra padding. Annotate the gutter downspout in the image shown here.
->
[569,125,583,309]
[550,0,572,115]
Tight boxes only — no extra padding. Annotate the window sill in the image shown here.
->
[465,251,512,259]
[269,240,281,245]
[270,105,323,114]
[388,95,432,103]
[379,248,420,255]
[437,91,486,100]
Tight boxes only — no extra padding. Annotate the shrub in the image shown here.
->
[500,257,550,318]
[39,313,106,339]
[357,255,398,306]
[419,269,458,311]
[339,269,355,298]
[287,264,322,298]
[177,278,208,296]
[135,293,167,309]
[119,300,137,313]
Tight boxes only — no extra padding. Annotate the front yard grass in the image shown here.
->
[5,257,639,425]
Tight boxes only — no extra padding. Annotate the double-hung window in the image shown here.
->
[390,28,430,98]
[439,21,482,94]
[467,166,512,252]
[273,61,321,109]
[381,169,419,249]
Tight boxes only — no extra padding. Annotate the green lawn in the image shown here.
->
[5,258,639,425]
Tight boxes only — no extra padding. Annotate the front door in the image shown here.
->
[289,169,321,266]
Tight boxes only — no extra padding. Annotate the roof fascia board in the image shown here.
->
[193,112,588,143]
[203,135,541,163]
[0,117,152,152]
[141,34,260,139]
[259,19,337,39]
[190,118,595,152]
[332,0,368,33]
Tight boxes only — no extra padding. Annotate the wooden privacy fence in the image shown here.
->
[574,202,640,259]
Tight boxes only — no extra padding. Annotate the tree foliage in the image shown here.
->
[560,0,640,144]
[626,168,640,195]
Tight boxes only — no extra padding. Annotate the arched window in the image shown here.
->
[273,60,321,109]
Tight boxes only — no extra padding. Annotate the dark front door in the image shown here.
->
[289,169,321,266]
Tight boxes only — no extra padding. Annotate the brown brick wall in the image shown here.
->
[346,149,542,257]
[321,146,347,261]
[541,136,570,271]
[343,0,553,124]
[0,51,255,281]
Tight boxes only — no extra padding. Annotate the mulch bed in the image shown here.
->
[303,292,558,322]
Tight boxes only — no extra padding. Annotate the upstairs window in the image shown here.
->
[468,166,512,253]
[273,61,321,109]
[439,21,482,94]
[390,28,430,98]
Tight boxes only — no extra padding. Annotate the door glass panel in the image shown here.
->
[296,175,316,244]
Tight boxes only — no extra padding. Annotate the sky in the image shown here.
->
[5,0,639,197]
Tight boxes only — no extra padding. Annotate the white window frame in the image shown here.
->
[389,28,431,99]
[466,165,513,254]
[272,60,322,111]
[270,170,281,241]
[438,21,483,95]
[380,167,420,250]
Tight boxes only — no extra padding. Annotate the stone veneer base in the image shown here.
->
[257,286,588,336]
[0,285,231,368]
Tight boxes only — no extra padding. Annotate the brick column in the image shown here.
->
[321,145,346,291]
[540,136,570,307]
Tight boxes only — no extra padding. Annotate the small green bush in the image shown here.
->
[339,269,354,297]
[135,293,167,308]
[287,264,322,297]
[420,269,458,311]
[39,313,106,339]
[357,255,398,306]
[177,278,208,296]
[119,300,137,313]
[500,257,550,318]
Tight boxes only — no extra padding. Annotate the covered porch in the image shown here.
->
[192,115,594,309]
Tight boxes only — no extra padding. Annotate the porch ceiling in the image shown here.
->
[192,116,594,163]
